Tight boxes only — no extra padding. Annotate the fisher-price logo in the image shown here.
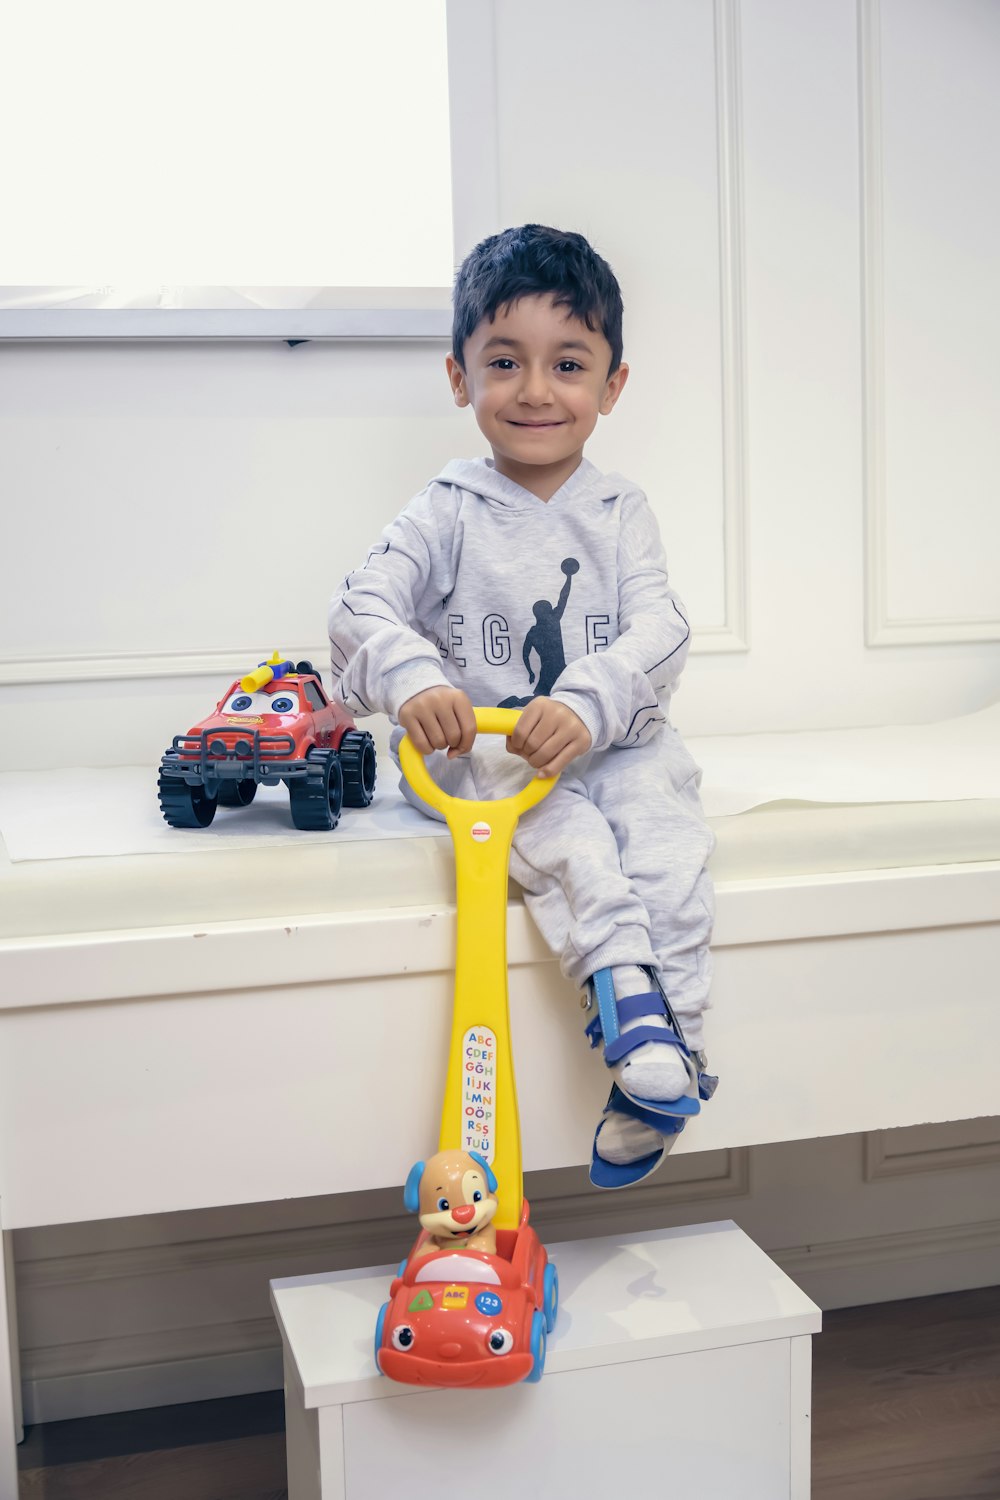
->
[471,821,492,842]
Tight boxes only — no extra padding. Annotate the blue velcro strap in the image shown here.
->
[585,1015,604,1050]
[604,1085,688,1137]
[591,968,620,1048]
[603,1025,684,1066]
[615,991,670,1026]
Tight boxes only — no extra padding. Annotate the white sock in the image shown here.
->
[595,1110,666,1166]
[608,965,690,1102]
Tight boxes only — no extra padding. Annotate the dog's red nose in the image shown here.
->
[451,1204,476,1225]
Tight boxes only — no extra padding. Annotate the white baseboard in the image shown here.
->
[22,1342,284,1426]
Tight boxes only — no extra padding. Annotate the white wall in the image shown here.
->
[2,0,999,1422]
[2,0,998,768]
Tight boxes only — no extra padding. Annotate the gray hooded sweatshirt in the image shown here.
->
[328,457,691,754]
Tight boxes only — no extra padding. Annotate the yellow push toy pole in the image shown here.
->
[398,708,557,1232]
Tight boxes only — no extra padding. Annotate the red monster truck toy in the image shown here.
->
[157,652,376,831]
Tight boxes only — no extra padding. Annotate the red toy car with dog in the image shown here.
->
[157,653,376,831]
[375,1197,558,1388]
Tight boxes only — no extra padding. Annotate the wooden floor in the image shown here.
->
[812,1284,1000,1500]
[16,1284,1000,1499]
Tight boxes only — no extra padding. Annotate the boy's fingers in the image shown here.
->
[439,703,462,751]
[525,728,569,770]
[510,702,542,751]
[443,703,471,757]
[454,696,478,754]
[424,711,449,752]
[537,740,580,777]
[517,711,553,758]
[406,720,432,755]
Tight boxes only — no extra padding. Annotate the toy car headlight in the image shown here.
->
[486,1327,514,1356]
[391,1325,415,1351]
[209,739,227,757]
[235,740,252,757]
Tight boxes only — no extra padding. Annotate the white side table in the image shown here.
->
[271,1219,821,1500]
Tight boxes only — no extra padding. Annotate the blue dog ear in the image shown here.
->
[468,1151,498,1193]
[403,1161,425,1214]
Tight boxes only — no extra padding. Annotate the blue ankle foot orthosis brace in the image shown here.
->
[584,966,719,1190]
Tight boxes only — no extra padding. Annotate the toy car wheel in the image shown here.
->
[289,747,343,831]
[217,781,258,808]
[543,1262,559,1334]
[374,1301,390,1375]
[339,730,377,808]
[157,765,218,828]
[526,1309,547,1383]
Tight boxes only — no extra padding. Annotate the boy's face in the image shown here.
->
[445,293,628,499]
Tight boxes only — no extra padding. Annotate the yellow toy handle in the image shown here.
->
[398,707,557,1230]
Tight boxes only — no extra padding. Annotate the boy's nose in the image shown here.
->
[518,366,553,404]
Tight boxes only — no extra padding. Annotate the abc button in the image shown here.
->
[475,1291,503,1317]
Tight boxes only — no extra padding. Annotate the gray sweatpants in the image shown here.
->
[394,726,716,1051]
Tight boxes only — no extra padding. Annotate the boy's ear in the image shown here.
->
[445,353,470,408]
[599,361,629,416]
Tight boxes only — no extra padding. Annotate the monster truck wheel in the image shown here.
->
[157,763,218,828]
[339,730,377,808]
[217,780,258,808]
[289,748,343,831]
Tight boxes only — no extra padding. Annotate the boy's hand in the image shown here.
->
[398,686,477,759]
[506,699,592,778]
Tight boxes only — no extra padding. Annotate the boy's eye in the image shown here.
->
[490,358,516,370]
[557,360,582,373]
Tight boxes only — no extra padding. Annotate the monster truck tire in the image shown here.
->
[289,747,343,831]
[217,780,258,808]
[158,763,219,828]
[338,730,377,807]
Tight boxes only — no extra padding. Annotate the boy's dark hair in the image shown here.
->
[452,224,623,376]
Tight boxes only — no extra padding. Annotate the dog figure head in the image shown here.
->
[403,1149,498,1246]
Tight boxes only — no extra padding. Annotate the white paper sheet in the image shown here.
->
[685,700,1000,817]
[0,769,449,863]
[0,702,997,864]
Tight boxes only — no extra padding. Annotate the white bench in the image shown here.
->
[0,710,996,1495]
[270,1220,821,1500]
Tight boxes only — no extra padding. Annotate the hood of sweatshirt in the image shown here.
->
[432,456,628,512]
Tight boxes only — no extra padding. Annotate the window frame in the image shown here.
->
[0,0,499,345]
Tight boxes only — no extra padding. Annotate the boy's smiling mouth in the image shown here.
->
[509,419,565,427]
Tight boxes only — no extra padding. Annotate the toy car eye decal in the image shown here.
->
[487,1327,514,1356]
[223,690,272,715]
[436,1197,450,1212]
[391,1325,416,1351]
[269,695,296,713]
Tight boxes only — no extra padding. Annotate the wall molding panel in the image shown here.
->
[863,1118,1000,1181]
[859,0,1000,648]
[774,1214,1000,1279]
[16,1149,750,1294]
[701,0,750,655]
[21,1200,1000,1426]
[0,646,332,689]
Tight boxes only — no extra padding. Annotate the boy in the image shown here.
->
[328,225,716,1187]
